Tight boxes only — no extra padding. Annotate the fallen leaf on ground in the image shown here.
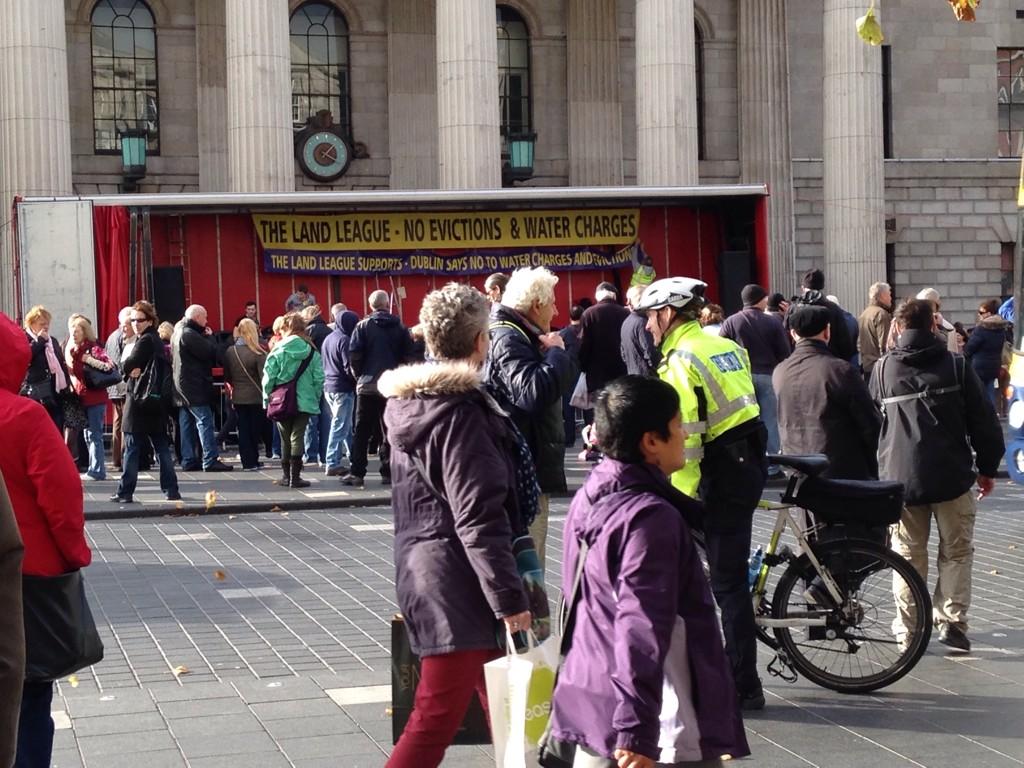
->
[205,490,218,509]
[270,506,282,512]
[989,569,1000,575]
[173,665,190,677]
[67,675,79,688]
[228,515,237,520]
[213,570,227,581]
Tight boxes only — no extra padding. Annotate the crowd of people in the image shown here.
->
[0,264,1010,768]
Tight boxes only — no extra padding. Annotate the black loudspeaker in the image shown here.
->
[152,266,186,325]
[718,250,753,317]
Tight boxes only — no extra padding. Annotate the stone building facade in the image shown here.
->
[1,0,1022,323]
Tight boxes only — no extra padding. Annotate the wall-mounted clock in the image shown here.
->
[296,130,352,184]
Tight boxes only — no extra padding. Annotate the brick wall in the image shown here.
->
[794,160,1019,324]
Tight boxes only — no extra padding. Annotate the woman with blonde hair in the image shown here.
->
[225,318,268,471]
[262,313,324,487]
[20,305,70,429]
[65,316,115,480]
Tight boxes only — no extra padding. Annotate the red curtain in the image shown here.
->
[93,206,130,339]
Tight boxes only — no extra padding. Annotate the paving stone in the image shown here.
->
[260,713,362,739]
[277,733,381,760]
[165,712,267,738]
[158,697,250,719]
[77,730,177,758]
[250,697,347,721]
[83,749,186,768]
[175,731,279,758]
[72,711,166,737]
[62,689,157,718]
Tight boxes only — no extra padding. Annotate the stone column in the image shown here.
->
[197,0,229,192]
[823,0,885,309]
[436,0,500,189]
[635,0,699,186]
[225,0,293,192]
[739,0,797,294]
[0,0,73,309]
[389,0,438,189]
[567,0,623,186]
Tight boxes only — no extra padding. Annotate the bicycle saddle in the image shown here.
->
[769,454,829,477]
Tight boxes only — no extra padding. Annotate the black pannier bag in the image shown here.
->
[782,475,905,528]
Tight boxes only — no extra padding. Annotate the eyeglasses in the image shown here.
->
[130,318,148,324]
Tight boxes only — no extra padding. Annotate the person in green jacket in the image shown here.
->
[262,313,325,488]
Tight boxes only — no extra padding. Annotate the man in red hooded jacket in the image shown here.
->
[0,311,91,768]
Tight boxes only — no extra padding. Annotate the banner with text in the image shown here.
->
[253,209,640,276]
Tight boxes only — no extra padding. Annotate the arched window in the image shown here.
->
[91,0,159,154]
[290,2,351,139]
[497,6,531,138]
[695,23,705,160]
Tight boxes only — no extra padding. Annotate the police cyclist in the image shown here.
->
[637,276,769,710]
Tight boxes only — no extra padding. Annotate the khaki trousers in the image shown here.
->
[891,490,976,634]
[529,494,550,573]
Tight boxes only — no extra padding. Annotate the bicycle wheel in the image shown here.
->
[771,539,932,693]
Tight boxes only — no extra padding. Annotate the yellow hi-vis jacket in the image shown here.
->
[656,320,761,497]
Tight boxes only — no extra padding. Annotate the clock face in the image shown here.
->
[298,131,351,182]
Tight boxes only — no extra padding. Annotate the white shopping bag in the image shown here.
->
[569,373,591,410]
[484,630,560,768]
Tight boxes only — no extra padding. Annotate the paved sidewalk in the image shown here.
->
[47,474,1024,767]
[82,449,596,520]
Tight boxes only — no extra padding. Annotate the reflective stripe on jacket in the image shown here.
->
[657,321,760,496]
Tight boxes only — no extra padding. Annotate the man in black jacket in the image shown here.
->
[172,305,232,472]
[343,291,415,488]
[789,269,855,361]
[579,281,629,395]
[721,284,791,479]
[773,304,880,480]
[620,285,660,376]
[483,267,575,570]
[301,305,332,466]
[871,299,1004,653]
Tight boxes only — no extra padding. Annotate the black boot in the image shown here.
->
[290,458,311,488]
[275,459,290,487]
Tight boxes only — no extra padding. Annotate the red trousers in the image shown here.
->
[386,648,501,768]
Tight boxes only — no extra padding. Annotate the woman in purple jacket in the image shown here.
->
[549,376,750,767]
[379,283,532,768]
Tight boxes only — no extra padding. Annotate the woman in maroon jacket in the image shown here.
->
[379,284,531,768]
[0,312,91,768]
[65,316,113,480]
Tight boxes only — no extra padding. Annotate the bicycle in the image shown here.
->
[749,454,933,694]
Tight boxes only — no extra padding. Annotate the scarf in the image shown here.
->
[31,333,68,392]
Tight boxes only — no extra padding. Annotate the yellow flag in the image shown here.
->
[949,0,980,22]
[856,3,884,45]
[1017,152,1024,208]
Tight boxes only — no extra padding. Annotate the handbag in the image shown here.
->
[22,376,55,404]
[266,348,314,422]
[136,353,172,409]
[390,614,490,745]
[83,347,122,390]
[84,365,122,390]
[22,569,104,682]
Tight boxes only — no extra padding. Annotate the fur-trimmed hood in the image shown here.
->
[378,360,481,398]
[382,361,503,454]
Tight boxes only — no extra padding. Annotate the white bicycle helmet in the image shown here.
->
[635,277,708,312]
